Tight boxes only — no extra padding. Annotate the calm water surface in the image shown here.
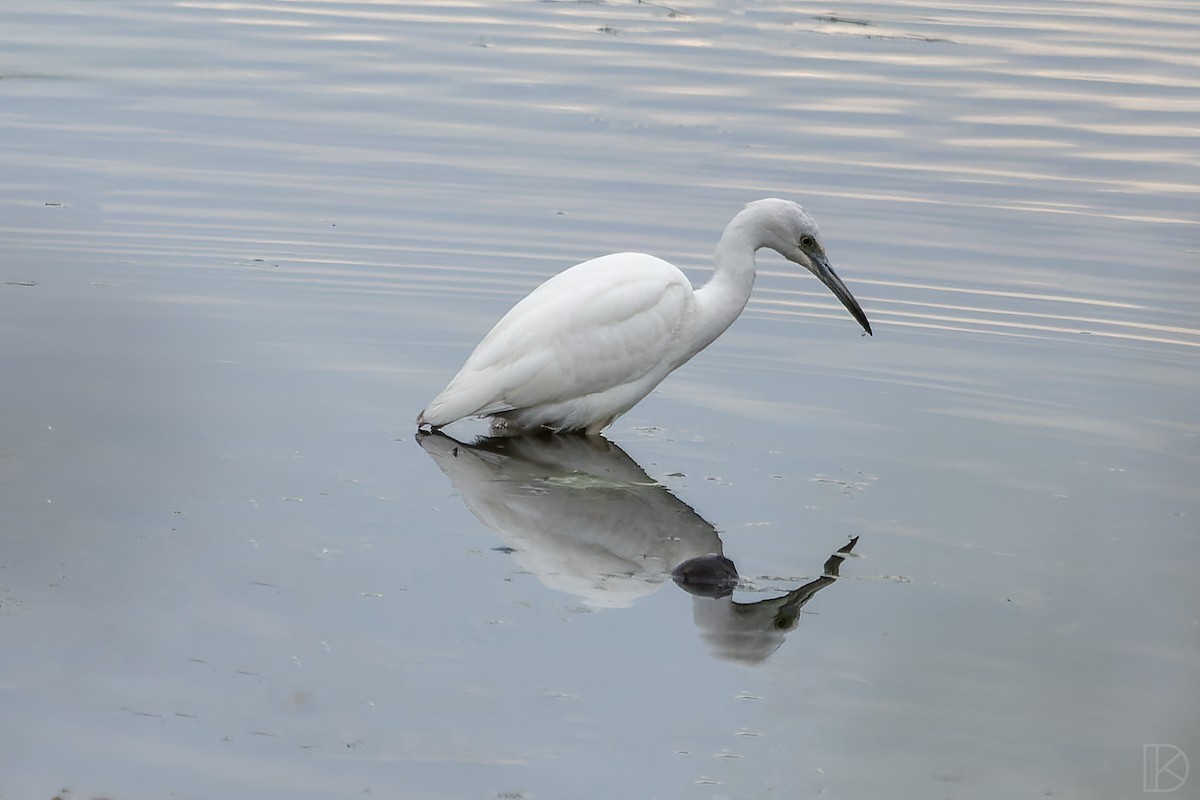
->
[1,1,1198,798]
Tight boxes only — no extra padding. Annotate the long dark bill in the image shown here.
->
[814,255,872,336]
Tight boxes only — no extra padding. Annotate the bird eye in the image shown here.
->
[799,235,816,249]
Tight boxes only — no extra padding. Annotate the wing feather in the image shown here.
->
[421,253,693,425]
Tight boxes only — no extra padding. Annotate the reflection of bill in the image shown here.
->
[1145,744,1189,793]
[417,431,859,663]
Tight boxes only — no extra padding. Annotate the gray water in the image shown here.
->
[2,1,1198,798]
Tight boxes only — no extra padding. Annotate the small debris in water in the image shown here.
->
[816,14,874,26]
[638,0,687,17]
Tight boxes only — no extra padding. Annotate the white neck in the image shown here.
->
[686,218,761,361]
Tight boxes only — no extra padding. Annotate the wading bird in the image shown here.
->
[417,198,871,434]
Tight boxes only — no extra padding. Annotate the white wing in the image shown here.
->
[421,252,694,426]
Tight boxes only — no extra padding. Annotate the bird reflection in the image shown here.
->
[417,431,857,663]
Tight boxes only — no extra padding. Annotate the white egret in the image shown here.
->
[417,198,871,434]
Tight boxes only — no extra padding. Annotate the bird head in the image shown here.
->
[746,198,873,336]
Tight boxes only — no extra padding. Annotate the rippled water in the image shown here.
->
[2,1,1198,798]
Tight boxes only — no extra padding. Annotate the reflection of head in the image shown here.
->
[691,595,799,664]
[685,537,858,664]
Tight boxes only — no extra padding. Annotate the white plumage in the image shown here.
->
[418,198,871,434]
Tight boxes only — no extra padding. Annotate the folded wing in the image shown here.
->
[419,253,694,427]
